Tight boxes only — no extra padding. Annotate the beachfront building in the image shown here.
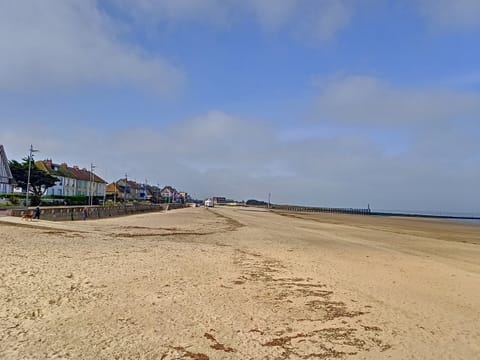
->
[213,196,226,205]
[106,182,123,201]
[107,179,155,202]
[108,179,137,201]
[68,165,107,197]
[178,191,188,203]
[126,180,141,200]
[160,186,177,201]
[107,180,180,203]
[137,182,152,200]
[147,185,161,202]
[36,160,76,196]
[0,145,15,194]
[37,160,107,197]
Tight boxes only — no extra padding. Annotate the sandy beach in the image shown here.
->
[0,207,479,359]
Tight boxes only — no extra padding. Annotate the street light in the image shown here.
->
[25,145,39,207]
[144,178,148,202]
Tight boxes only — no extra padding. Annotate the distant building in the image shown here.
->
[205,198,214,207]
[106,179,133,201]
[126,180,142,200]
[0,145,15,194]
[178,191,188,203]
[160,186,177,200]
[107,179,153,202]
[146,185,161,202]
[106,182,184,203]
[213,196,226,204]
[106,182,123,201]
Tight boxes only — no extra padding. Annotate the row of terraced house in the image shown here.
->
[35,160,188,202]
[106,181,188,203]
[36,159,107,197]
[1,145,188,203]
[0,145,107,198]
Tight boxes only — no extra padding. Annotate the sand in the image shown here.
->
[0,207,479,359]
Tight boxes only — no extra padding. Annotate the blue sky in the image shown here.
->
[1,0,479,213]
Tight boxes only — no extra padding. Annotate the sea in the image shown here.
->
[373,209,480,222]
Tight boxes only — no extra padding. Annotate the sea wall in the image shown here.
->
[7,203,185,221]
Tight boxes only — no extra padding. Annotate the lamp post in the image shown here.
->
[144,178,148,202]
[25,145,39,207]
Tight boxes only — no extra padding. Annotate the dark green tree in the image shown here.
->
[9,159,58,205]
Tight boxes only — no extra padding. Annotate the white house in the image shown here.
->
[0,145,15,194]
[36,160,76,196]
[36,160,106,198]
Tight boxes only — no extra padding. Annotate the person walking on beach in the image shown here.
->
[82,207,88,221]
[34,206,40,220]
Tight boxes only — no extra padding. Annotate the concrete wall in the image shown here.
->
[8,203,186,221]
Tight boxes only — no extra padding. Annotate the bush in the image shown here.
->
[65,195,88,206]
[9,195,19,205]
[246,199,268,206]
[30,195,41,206]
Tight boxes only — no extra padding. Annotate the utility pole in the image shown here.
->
[89,163,96,206]
[25,145,39,207]
[144,178,148,201]
[268,192,271,209]
[113,180,117,206]
[103,178,106,206]
[123,173,128,206]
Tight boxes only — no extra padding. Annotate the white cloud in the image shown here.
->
[117,0,233,25]
[110,0,354,41]
[298,0,352,42]
[0,0,183,92]
[245,0,296,31]
[416,0,480,30]
[315,75,480,127]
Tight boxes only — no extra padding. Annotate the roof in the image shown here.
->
[126,180,141,190]
[0,145,14,182]
[36,160,75,179]
[37,160,107,184]
[68,166,90,181]
[161,186,176,193]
